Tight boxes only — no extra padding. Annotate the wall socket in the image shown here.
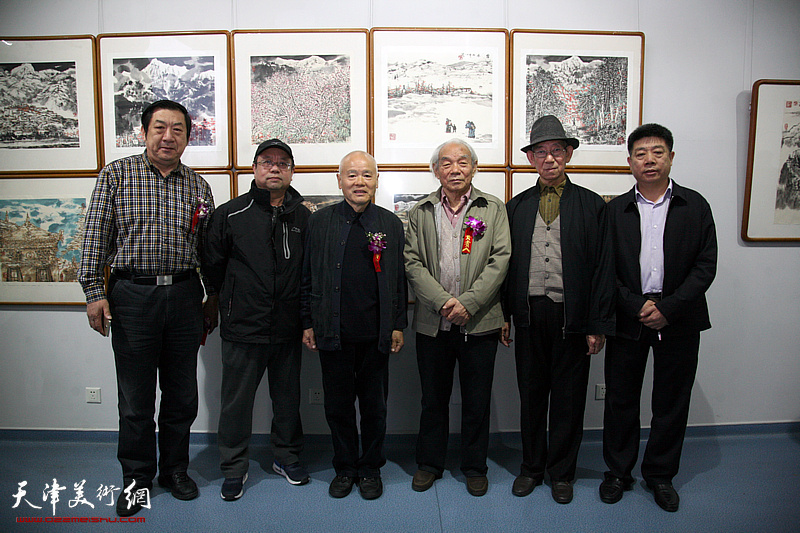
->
[595,384,606,401]
[308,388,324,405]
[85,387,102,404]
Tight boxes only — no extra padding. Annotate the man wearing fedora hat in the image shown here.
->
[502,115,615,504]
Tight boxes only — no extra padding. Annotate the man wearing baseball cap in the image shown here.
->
[502,116,615,504]
[204,139,312,500]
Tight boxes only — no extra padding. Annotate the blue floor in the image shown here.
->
[1,425,799,532]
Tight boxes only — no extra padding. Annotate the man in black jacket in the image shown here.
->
[600,124,717,512]
[204,139,311,501]
[301,151,407,501]
[503,116,615,504]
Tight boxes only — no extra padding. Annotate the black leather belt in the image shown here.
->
[114,270,194,286]
[643,292,662,302]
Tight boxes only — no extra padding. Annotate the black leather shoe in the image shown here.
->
[551,480,573,504]
[116,480,151,517]
[329,475,355,498]
[648,482,679,512]
[158,471,198,501]
[599,475,634,504]
[358,476,383,500]
[466,476,488,497]
[512,475,542,497]
[412,469,438,492]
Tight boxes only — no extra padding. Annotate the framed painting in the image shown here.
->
[742,79,800,242]
[372,29,508,166]
[0,176,97,304]
[232,30,368,168]
[511,171,634,202]
[0,36,100,174]
[98,31,231,169]
[199,171,233,207]
[510,30,644,169]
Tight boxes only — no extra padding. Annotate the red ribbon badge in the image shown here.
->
[462,227,474,254]
[373,252,382,272]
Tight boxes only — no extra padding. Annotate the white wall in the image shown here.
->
[1,0,798,435]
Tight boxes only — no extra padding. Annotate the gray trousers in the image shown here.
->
[218,339,304,477]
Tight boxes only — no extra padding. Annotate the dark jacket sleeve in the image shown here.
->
[202,206,229,295]
[588,199,616,335]
[392,213,409,331]
[656,192,717,324]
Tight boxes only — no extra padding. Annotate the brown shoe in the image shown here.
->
[412,469,437,492]
[466,476,488,497]
[512,475,542,497]
[551,480,573,504]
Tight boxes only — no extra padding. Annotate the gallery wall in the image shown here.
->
[0,0,798,436]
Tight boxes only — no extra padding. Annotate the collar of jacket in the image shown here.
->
[334,199,380,226]
[417,185,491,208]
[527,174,573,199]
[249,181,305,213]
[622,179,686,213]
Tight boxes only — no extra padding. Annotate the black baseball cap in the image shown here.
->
[254,139,294,165]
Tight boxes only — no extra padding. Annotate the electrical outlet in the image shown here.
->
[86,387,102,404]
[309,388,324,405]
[595,384,606,401]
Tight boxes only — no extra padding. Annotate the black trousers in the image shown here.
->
[515,296,590,482]
[218,340,304,478]
[603,329,700,485]
[109,275,204,486]
[319,341,389,478]
[415,329,498,478]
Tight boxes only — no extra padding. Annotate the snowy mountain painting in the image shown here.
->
[525,55,628,147]
[385,49,494,144]
[112,56,217,147]
[250,55,351,145]
[0,62,80,149]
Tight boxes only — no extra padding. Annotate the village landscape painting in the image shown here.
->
[385,48,495,145]
[0,61,80,149]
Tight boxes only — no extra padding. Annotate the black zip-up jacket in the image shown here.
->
[608,181,716,339]
[203,181,310,344]
[503,176,615,336]
[301,201,407,354]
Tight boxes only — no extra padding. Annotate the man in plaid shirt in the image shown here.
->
[78,100,217,517]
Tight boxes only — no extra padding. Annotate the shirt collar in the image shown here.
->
[635,179,673,206]
[538,179,566,197]
[440,186,472,211]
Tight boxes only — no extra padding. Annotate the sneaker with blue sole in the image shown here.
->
[273,461,310,485]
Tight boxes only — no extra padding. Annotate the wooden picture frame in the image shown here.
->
[511,170,634,203]
[0,36,100,174]
[742,79,800,242]
[510,30,644,169]
[231,30,369,169]
[98,31,231,169]
[371,28,508,167]
[0,176,97,304]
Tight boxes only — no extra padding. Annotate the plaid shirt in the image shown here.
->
[78,152,215,303]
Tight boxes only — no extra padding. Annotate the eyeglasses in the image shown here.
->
[531,147,567,159]
[255,159,292,170]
